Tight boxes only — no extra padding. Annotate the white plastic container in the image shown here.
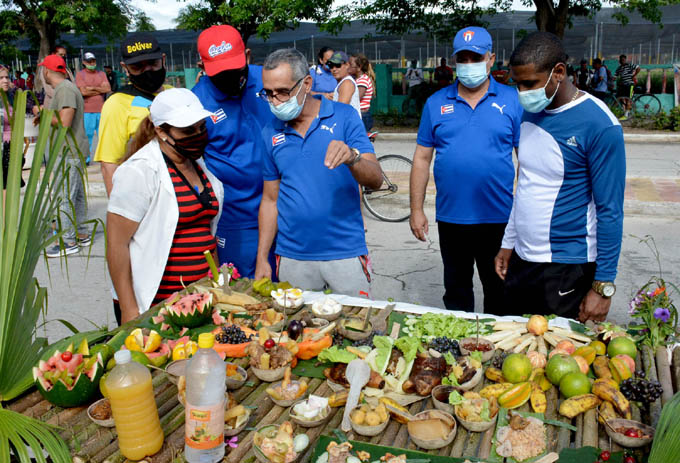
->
[185,333,226,463]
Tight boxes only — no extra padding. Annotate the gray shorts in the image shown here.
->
[277,255,372,299]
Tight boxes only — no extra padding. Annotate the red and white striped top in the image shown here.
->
[356,74,374,112]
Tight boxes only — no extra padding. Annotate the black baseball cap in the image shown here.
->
[121,33,163,64]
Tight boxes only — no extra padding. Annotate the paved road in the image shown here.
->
[35,141,680,343]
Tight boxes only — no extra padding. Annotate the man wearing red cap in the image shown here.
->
[192,25,277,278]
[36,54,91,258]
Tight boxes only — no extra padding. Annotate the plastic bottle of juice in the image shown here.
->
[106,350,164,460]
[185,332,226,463]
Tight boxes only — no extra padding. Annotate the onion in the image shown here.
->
[527,350,546,369]
[526,315,548,335]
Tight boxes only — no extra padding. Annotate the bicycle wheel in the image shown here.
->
[362,154,412,222]
[633,94,662,117]
[608,97,629,118]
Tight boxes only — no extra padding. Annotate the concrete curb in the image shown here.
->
[375,132,680,143]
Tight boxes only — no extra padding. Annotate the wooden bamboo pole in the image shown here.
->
[642,345,662,427]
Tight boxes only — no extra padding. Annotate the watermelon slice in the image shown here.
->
[32,348,104,408]
[164,292,213,328]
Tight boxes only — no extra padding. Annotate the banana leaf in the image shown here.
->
[0,88,85,462]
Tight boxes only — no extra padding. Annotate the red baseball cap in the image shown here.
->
[38,54,67,74]
[197,25,246,76]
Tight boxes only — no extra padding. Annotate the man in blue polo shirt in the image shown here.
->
[255,48,383,297]
[192,25,276,277]
[410,26,522,313]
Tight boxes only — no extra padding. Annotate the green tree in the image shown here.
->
[326,0,674,40]
[175,0,335,45]
[134,12,157,31]
[0,0,135,59]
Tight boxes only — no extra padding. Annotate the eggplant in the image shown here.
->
[287,320,303,340]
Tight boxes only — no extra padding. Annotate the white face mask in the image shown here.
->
[268,82,307,121]
[517,68,559,113]
[456,61,489,88]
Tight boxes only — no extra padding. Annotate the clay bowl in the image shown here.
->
[349,406,389,436]
[224,406,251,437]
[309,305,342,322]
[251,363,289,382]
[431,384,455,414]
[164,359,188,384]
[407,409,457,450]
[266,380,308,407]
[458,337,496,362]
[272,301,304,315]
[605,418,655,448]
[253,424,302,463]
[454,406,498,432]
[87,398,115,427]
[289,399,332,428]
[225,363,248,390]
[338,317,372,341]
[309,318,330,329]
[458,367,483,391]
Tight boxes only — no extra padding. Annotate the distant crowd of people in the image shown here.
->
[1,25,626,325]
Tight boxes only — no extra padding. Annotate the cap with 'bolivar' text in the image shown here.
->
[121,33,163,64]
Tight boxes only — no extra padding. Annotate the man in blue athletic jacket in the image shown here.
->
[495,32,626,322]
[192,25,276,277]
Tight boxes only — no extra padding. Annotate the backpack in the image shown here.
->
[603,65,615,91]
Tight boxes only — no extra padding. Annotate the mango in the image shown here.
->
[609,357,633,384]
[530,383,547,413]
[592,355,613,379]
[573,346,596,365]
[485,366,505,383]
[559,394,601,418]
[480,383,514,400]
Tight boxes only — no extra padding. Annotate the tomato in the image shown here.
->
[624,428,640,438]
[599,450,611,461]
[61,351,73,362]
[623,456,635,463]
[264,339,275,349]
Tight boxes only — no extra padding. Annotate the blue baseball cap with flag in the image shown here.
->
[453,26,493,56]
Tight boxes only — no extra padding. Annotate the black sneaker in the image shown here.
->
[46,242,79,258]
[77,234,92,246]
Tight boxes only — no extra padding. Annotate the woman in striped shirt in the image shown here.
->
[350,54,376,131]
[107,88,223,324]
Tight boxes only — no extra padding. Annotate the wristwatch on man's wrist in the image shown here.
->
[592,280,616,298]
[347,148,362,167]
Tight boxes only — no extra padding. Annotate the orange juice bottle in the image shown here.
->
[106,350,164,460]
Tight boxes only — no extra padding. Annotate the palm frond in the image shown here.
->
[0,88,85,461]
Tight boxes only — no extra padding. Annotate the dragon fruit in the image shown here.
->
[164,292,214,328]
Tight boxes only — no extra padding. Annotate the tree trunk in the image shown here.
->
[532,0,570,39]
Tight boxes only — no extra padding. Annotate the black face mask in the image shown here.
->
[166,128,208,161]
[209,66,249,97]
[129,67,166,94]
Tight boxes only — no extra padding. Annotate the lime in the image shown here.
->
[559,372,591,398]
[589,340,606,356]
[545,354,580,385]
[501,353,533,383]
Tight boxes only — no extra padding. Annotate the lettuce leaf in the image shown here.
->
[470,350,483,364]
[480,400,490,421]
[448,390,465,405]
[394,337,421,363]
[443,351,457,366]
[442,373,460,386]
[366,336,394,376]
[317,346,356,364]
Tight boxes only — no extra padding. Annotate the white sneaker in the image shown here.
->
[46,242,79,258]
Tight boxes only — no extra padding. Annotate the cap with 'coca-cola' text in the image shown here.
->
[197,25,246,76]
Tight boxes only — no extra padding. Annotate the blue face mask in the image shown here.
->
[456,61,488,88]
[517,68,559,113]
[268,83,307,121]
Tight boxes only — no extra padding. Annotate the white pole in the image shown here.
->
[362,38,365,55]
[649,42,652,64]
[434,36,437,64]
[639,43,642,65]
[375,41,378,61]
[170,42,174,71]
[594,24,598,59]
[293,40,296,50]
[311,35,315,60]
[657,38,661,64]
[512,28,515,51]
[599,23,604,59]
[672,34,676,63]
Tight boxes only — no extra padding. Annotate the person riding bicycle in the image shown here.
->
[615,54,640,120]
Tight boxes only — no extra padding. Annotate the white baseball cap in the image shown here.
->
[150,88,214,128]
[83,52,96,61]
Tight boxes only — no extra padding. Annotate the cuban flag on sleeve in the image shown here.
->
[272,133,286,146]
[210,108,226,124]
[441,104,454,115]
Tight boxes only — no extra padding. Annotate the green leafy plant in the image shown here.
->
[627,236,679,350]
[0,89,77,462]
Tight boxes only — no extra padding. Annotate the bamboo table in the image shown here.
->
[10,305,680,463]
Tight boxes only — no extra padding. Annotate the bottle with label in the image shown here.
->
[106,349,164,460]
[185,332,226,463]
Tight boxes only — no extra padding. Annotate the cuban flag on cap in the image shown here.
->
[272,133,285,146]
[440,104,454,114]
[211,108,226,124]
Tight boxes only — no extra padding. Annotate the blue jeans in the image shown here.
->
[215,226,277,280]
[361,111,374,132]
[83,112,101,154]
